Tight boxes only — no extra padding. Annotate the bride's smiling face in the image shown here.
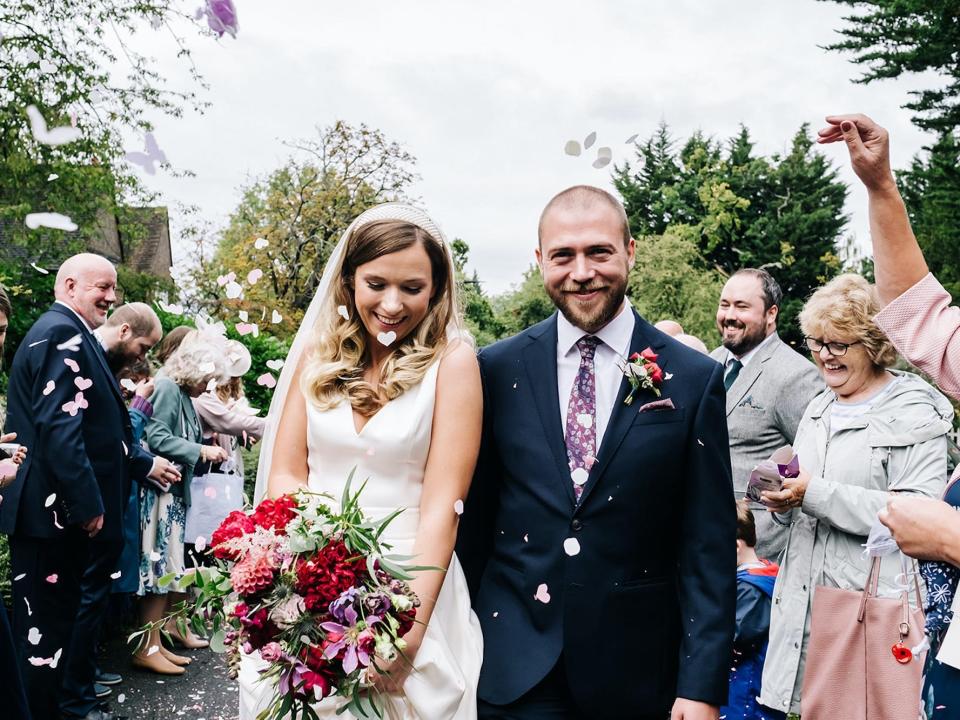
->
[353,241,436,346]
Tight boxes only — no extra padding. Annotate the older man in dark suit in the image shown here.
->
[0,254,179,720]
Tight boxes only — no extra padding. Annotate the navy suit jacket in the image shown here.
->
[0,304,154,542]
[457,311,737,716]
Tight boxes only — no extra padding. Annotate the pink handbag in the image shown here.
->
[801,556,926,720]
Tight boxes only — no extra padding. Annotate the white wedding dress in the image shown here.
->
[238,360,484,719]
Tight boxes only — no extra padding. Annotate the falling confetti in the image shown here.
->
[563,538,581,556]
[377,331,397,347]
[271,309,282,324]
[44,493,56,507]
[146,645,159,656]
[216,272,236,287]
[47,173,59,181]
[26,105,81,146]
[534,583,551,604]
[564,140,581,157]
[73,376,92,391]
[110,570,122,579]
[254,238,269,249]
[149,551,161,562]
[45,574,57,584]
[25,212,77,232]
[247,269,263,285]
[42,380,55,396]
[337,305,349,320]
[63,358,79,372]
[195,536,207,552]
[625,133,639,144]
[256,373,276,389]
[571,468,588,486]
[238,310,248,322]
[119,378,137,392]
[198,361,216,374]
[453,499,464,515]
[124,132,168,175]
[265,359,284,371]
[61,392,88,416]
[30,262,49,275]
[224,280,243,299]
[157,300,183,315]
[523,533,529,542]
[593,147,612,169]
[27,627,41,645]
[583,131,597,150]
[235,322,256,336]
[28,648,62,668]
[57,335,82,352]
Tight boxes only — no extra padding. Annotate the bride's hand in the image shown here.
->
[365,637,421,694]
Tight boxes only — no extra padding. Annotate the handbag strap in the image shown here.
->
[858,553,924,623]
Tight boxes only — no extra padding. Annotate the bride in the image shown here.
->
[238,204,484,719]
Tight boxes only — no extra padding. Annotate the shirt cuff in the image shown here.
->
[130,395,154,417]
[874,272,940,335]
[801,474,829,518]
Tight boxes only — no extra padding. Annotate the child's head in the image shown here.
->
[736,499,759,564]
[117,358,152,401]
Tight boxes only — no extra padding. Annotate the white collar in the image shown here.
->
[727,331,777,368]
[55,300,93,332]
[557,299,635,357]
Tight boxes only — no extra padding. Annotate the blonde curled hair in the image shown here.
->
[799,273,898,368]
[300,218,461,416]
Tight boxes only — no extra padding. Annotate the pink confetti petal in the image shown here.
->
[204,486,217,499]
[42,380,55,396]
[63,358,79,372]
[247,269,263,285]
[453,499,464,515]
[256,372,276,388]
[216,272,236,286]
[45,574,57,584]
[235,322,256,336]
[534,583,551,604]
[194,536,207,552]
[73,376,92,391]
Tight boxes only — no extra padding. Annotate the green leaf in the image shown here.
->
[209,627,227,653]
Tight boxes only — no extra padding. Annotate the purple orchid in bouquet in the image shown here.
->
[321,590,382,675]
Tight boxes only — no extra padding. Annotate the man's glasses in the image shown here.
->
[804,337,860,357]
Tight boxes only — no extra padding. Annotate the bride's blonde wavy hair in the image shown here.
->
[300,217,462,416]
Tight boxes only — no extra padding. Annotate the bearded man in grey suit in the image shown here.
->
[710,269,823,560]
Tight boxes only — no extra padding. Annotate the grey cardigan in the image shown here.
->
[144,376,203,507]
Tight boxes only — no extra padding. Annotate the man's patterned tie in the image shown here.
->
[564,336,600,502]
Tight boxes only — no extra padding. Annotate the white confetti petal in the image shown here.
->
[224,280,243,299]
[563,538,581,556]
[377,331,397,347]
[271,309,282,324]
[27,627,42,645]
[238,310,248,322]
[254,238,269,250]
[30,262,49,275]
[146,645,159,656]
[564,140,581,157]
[534,583,551,603]
[27,105,81,146]
[25,212,77,232]
[571,468,589,486]
[584,132,597,150]
[110,570,122,579]
[149,551,161,562]
[337,305,349,321]
[44,493,56,507]
[576,413,593,429]
[453,499,464,515]
[265,359,284,371]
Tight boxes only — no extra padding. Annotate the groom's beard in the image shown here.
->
[547,279,626,334]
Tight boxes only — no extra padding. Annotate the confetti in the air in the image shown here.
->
[534,583,551,604]
[625,133,639,144]
[30,262,49,275]
[26,105,81,146]
[571,468,588,486]
[236,322,258,337]
[583,131,597,150]
[124,132,168,175]
[256,373,276,389]
[247,269,263,285]
[195,536,207,552]
[592,147,612,169]
[110,570,122,579]
[61,392,88,416]
[119,378,137,392]
[63,358,79,372]
[271,309,282,324]
[337,305,349,321]
[27,627,41,645]
[45,574,57,584]
[42,380,55,396]
[217,272,236,287]
[47,173,59,181]
[564,140,581,157]
[254,238,269,250]
[73,376,92,391]
[44,493,56,507]
[377,331,397,347]
[149,551,161,562]
[224,280,243,300]
[57,334,82,352]
[198,361,216,374]
[563,538,581,556]
[25,212,78,232]
[454,499,464,515]
[202,0,239,38]
[28,648,62,669]
[238,310,248,322]
[157,300,183,315]
[265,359,284,371]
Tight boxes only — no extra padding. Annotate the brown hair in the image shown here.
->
[216,376,244,403]
[0,284,11,321]
[153,325,192,367]
[301,219,457,417]
[736,499,757,548]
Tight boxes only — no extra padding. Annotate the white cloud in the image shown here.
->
[138,0,933,293]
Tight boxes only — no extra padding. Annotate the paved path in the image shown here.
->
[100,628,239,720]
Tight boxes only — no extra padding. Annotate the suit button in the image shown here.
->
[571,519,583,531]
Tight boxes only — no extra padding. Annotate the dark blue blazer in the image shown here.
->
[0,304,154,542]
[457,311,737,716]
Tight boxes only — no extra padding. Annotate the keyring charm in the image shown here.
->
[892,643,912,664]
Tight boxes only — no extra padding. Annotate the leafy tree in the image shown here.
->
[614,123,848,345]
[187,122,418,337]
[820,0,960,132]
[491,266,554,339]
[628,226,726,348]
[897,130,960,300]
[450,238,503,347]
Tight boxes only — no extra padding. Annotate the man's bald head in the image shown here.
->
[101,302,163,373]
[537,185,630,247]
[54,253,117,328]
[655,320,684,337]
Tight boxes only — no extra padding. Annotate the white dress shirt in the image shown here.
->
[557,301,635,450]
[724,330,777,370]
[55,300,93,332]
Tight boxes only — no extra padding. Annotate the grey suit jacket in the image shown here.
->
[710,333,823,559]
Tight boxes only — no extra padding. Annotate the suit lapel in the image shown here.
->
[49,304,127,410]
[521,315,578,507]
[724,335,779,416]
[576,311,666,510]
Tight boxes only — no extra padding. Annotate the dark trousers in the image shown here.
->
[0,601,31,720]
[478,658,668,720]
[11,531,122,719]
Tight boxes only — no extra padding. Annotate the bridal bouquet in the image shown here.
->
[134,473,423,720]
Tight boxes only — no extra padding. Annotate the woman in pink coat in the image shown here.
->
[819,114,960,718]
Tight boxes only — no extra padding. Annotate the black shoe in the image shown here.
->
[94,683,112,699]
[95,670,123,686]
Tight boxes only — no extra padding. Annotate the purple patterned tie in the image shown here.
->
[565,336,600,501]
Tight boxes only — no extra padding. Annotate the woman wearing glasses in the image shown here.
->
[757,273,953,717]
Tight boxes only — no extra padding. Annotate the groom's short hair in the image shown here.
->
[538,185,631,247]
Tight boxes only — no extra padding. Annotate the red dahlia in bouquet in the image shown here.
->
[135,472,424,719]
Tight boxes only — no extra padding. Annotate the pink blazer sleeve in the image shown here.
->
[874,272,960,401]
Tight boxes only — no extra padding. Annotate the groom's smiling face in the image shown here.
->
[537,202,635,333]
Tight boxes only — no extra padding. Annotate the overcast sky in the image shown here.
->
[138,0,935,294]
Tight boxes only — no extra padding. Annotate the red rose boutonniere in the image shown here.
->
[622,347,664,405]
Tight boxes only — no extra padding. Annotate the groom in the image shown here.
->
[458,186,736,719]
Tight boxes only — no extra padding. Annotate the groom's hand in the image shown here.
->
[671,698,719,720]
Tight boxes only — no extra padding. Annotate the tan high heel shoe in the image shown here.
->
[132,648,186,675]
[164,623,210,649]
[159,644,192,666]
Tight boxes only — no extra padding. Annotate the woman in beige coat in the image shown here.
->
[757,274,952,716]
